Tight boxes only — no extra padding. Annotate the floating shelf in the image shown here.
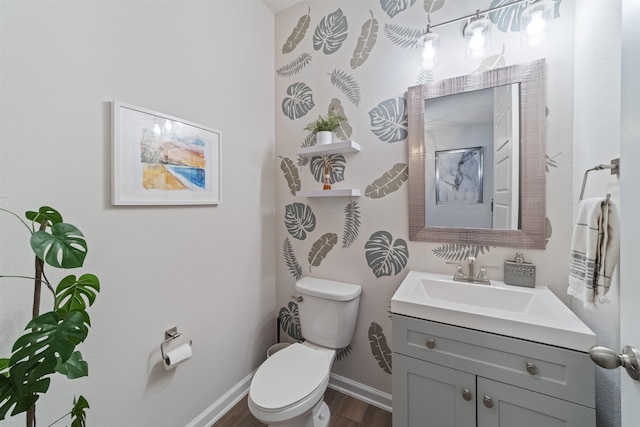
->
[296,189,361,198]
[296,140,361,158]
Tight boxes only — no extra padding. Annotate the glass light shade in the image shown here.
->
[521,0,553,46]
[421,32,440,68]
[464,16,492,60]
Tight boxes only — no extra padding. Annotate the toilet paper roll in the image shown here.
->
[163,343,192,370]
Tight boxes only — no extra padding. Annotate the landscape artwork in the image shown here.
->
[112,101,221,205]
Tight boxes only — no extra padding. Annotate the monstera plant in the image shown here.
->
[0,206,100,427]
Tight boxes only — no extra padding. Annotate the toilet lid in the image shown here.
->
[250,343,331,411]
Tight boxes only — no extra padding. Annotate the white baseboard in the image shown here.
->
[328,373,392,413]
[185,371,254,427]
[186,371,392,426]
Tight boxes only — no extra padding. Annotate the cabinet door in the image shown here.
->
[477,378,596,427]
[393,353,475,427]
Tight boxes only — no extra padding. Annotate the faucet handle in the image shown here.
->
[477,265,498,280]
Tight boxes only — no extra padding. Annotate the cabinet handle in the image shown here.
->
[462,388,472,401]
[526,362,539,375]
[483,395,494,408]
[426,339,435,349]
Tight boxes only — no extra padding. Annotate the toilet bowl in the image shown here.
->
[248,342,335,427]
[248,276,361,427]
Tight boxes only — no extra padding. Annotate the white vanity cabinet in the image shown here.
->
[392,314,596,427]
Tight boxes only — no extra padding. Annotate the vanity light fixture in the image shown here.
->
[421,0,552,65]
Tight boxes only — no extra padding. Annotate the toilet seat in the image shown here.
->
[249,343,332,412]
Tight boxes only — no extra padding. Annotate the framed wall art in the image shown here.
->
[112,101,221,205]
[435,146,483,204]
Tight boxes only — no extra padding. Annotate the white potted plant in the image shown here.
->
[304,109,345,145]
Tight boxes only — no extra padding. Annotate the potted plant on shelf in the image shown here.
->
[0,205,100,427]
[304,109,345,145]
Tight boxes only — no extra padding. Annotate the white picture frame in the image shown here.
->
[112,101,221,205]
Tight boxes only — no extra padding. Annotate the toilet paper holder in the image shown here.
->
[160,327,192,362]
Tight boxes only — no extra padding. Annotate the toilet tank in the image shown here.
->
[295,276,362,349]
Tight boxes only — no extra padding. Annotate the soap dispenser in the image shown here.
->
[504,253,536,288]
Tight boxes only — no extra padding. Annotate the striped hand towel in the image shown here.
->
[567,198,619,308]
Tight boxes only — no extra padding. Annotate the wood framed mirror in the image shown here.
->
[407,59,546,249]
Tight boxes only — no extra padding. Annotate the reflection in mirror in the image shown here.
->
[425,84,520,230]
[408,59,546,249]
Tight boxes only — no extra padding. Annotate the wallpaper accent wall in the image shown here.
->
[275,0,572,395]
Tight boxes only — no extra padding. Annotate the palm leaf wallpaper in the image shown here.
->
[275,0,566,394]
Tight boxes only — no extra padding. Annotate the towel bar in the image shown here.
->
[579,158,619,202]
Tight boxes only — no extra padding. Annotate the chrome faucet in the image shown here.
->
[447,254,492,285]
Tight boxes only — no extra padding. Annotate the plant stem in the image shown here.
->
[27,221,48,427]
[0,207,33,233]
[26,407,35,427]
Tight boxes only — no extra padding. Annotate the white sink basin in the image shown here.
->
[391,271,595,351]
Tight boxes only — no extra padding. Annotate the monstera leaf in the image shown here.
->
[380,0,416,18]
[283,7,311,54]
[308,233,338,272]
[55,274,100,315]
[70,395,90,427]
[351,10,378,69]
[31,223,87,269]
[369,97,408,143]
[368,322,392,374]
[0,311,88,418]
[284,203,316,240]
[329,69,361,106]
[313,9,348,54]
[282,82,315,120]
[25,206,63,226]
[279,302,302,341]
[365,163,408,199]
[55,351,88,380]
[365,231,408,278]
[310,155,346,184]
[283,238,303,280]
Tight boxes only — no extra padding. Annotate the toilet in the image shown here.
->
[248,276,362,427]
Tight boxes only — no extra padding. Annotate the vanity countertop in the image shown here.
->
[391,270,596,352]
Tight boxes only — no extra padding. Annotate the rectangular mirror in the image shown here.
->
[408,59,546,249]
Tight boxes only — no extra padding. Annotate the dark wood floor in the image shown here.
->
[212,387,392,427]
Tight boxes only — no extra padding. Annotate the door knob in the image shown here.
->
[589,345,640,381]
[462,388,472,401]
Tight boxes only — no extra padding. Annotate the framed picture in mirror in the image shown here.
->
[435,147,483,204]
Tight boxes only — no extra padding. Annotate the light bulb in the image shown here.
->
[164,120,173,132]
[153,124,161,134]
[526,11,546,36]
[422,40,437,61]
[468,28,486,50]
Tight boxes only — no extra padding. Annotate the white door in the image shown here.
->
[492,84,519,229]
[620,0,640,424]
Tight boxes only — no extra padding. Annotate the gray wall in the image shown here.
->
[0,1,276,426]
